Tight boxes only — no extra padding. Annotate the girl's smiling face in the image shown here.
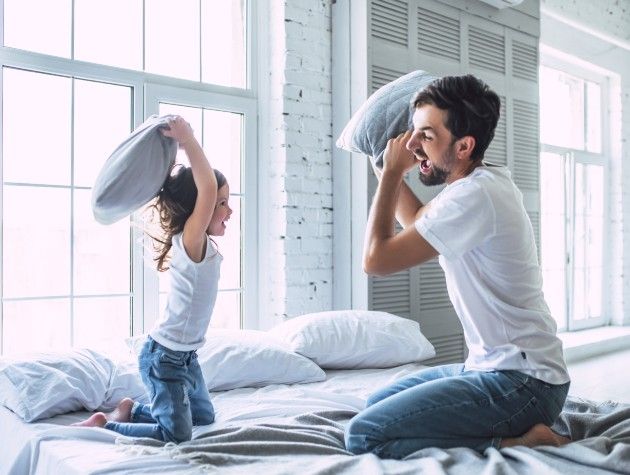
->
[207,183,232,236]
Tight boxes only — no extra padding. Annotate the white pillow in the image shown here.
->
[267,310,436,369]
[127,330,326,391]
[0,349,115,422]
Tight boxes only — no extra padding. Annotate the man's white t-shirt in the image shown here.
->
[415,164,570,385]
[150,232,222,351]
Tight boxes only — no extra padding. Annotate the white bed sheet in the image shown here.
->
[0,362,429,475]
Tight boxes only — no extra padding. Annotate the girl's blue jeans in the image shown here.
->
[345,363,570,459]
[105,336,214,443]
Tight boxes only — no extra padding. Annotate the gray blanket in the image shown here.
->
[116,397,630,474]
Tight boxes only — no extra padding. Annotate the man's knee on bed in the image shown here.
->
[344,412,384,455]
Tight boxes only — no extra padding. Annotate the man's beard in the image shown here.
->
[419,164,449,186]
[418,147,456,186]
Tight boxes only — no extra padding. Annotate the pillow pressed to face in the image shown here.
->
[91,114,178,225]
[127,330,325,391]
[267,310,436,369]
[336,70,437,168]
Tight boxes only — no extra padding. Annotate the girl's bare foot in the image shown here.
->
[71,412,107,427]
[106,397,134,423]
[500,423,571,448]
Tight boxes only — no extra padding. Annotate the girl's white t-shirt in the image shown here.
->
[415,165,570,385]
[150,232,222,351]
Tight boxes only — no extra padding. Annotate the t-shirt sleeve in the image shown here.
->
[414,182,495,260]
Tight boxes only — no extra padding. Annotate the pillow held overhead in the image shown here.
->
[91,114,178,225]
[336,70,437,168]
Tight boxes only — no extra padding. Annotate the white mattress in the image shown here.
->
[0,363,429,475]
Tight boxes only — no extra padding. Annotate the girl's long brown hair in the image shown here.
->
[147,164,227,272]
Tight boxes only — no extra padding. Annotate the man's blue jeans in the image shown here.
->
[105,336,215,443]
[345,364,570,459]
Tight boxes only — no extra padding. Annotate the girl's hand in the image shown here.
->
[161,116,195,146]
[382,130,417,176]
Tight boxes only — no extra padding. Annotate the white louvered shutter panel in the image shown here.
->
[417,6,460,62]
[371,65,405,92]
[468,25,505,75]
[418,259,450,311]
[512,40,538,82]
[513,99,539,191]
[371,0,408,47]
[486,96,507,166]
[421,334,467,366]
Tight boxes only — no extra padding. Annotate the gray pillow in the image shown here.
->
[91,114,178,225]
[336,70,436,168]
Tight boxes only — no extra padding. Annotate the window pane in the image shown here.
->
[540,152,567,330]
[572,163,603,321]
[146,0,200,81]
[3,186,71,298]
[586,81,602,153]
[203,110,242,194]
[4,0,71,58]
[73,297,130,349]
[3,299,71,355]
[201,1,247,87]
[210,290,241,329]
[74,189,130,295]
[540,66,585,150]
[74,0,143,70]
[74,80,133,187]
[2,68,71,185]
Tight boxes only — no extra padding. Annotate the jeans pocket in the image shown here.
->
[528,381,569,425]
[500,370,529,387]
[491,395,540,438]
[158,348,186,367]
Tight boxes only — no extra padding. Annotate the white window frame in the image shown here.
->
[540,50,611,332]
[0,1,258,353]
[143,84,258,332]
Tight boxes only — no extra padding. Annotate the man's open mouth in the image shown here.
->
[420,159,432,174]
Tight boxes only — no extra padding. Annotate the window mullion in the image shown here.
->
[564,152,575,330]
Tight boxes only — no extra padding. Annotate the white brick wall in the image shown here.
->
[260,0,333,328]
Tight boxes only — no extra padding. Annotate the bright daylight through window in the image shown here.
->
[539,61,607,332]
[0,0,254,355]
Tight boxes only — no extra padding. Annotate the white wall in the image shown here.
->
[258,0,334,328]
[541,0,630,326]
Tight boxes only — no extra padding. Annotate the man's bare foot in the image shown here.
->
[106,397,134,423]
[500,423,571,448]
[71,412,107,427]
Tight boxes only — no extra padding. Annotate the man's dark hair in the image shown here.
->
[412,75,500,161]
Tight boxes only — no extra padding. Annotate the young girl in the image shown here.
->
[75,116,231,443]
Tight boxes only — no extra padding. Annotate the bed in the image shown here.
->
[1,312,629,474]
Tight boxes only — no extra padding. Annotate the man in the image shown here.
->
[344,75,571,459]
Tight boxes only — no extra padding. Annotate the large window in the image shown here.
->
[0,0,256,355]
[539,57,609,332]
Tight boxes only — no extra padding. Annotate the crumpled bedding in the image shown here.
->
[115,396,630,474]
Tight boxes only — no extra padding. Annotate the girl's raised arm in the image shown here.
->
[161,116,217,262]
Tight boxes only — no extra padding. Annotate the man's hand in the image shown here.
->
[382,131,417,176]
